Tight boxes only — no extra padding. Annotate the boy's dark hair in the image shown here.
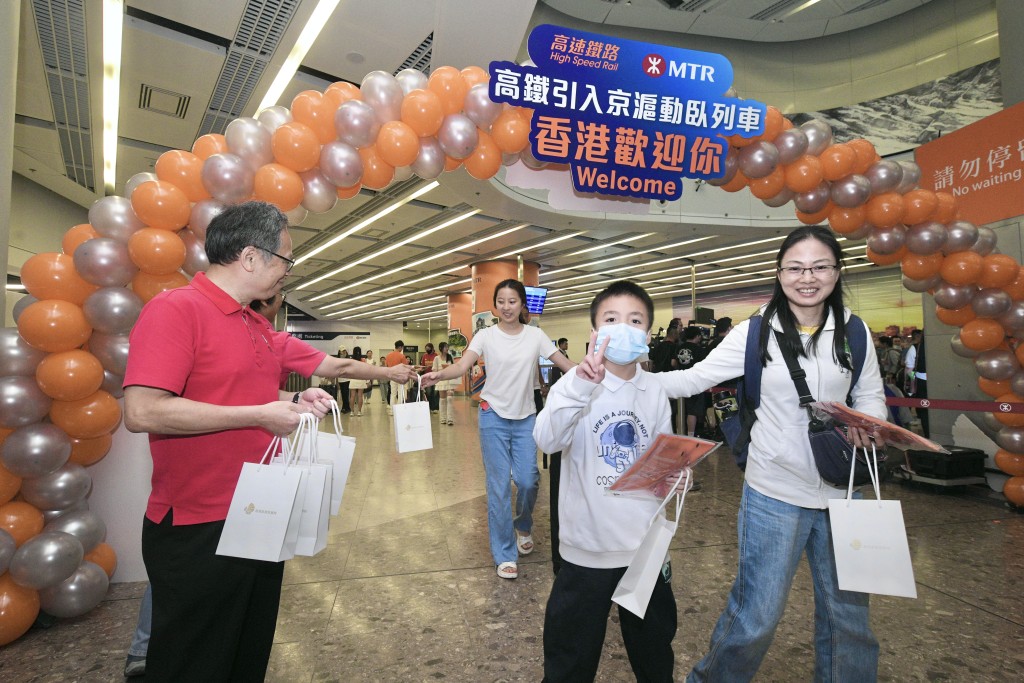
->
[394,340,404,349]
[557,337,568,346]
[683,326,703,341]
[714,317,732,335]
[589,281,655,329]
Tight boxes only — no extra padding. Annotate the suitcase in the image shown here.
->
[906,446,985,479]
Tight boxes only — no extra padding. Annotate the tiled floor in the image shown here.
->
[4,395,1024,682]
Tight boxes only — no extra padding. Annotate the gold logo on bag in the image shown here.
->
[244,503,255,514]
[850,539,862,550]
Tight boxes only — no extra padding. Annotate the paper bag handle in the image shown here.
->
[844,442,881,505]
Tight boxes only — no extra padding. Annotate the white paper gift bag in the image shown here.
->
[393,374,432,453]
[217,436,305,562]
[828,445,917,598]
[318,401,355,516]
[289,414,332,557]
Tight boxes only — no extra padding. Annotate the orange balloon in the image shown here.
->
[749,167,785,200]
[19,252,98,306]
[155,150,210,202]
[0,501,44,546]
[490,109,530,154]
[192,133,228,160]
[463,130,501,180]
[62,224,99,256]
[128,228,187,275]
[728,133,757,148]
[460,66,489,90]
[935,304,976,327]
[995,450,1024,476]
[933,192,958,223]
[68,434,113,467]
[721,169,749,193]
[336,183,362,200]
[17,300,92,353]
[757,106,784,143]
[796,203,833,226]
[959,318,1005,351]
[902,252,944,280]
[0,572,40,646]
[376,121,420,168]
[828,206,866,234]
[819,144,856,181]
[84,542,118,578]
[400,89,444,137]
[358,146,395,189]
[848,139,877,175]
[978,377,1011,398]
[783,155,823,193]
[515,106,535,124]
[864,192,905,229]
[940,250,984,286]
[866,246,906,266]
[253,163,304,211]
[35,349,104,402]
[324,81,363,110]
[131,180,191,231]
[978,254,1021,289]
[291,90,336,145]
[427,66,468,116]
[50,389,122,439]
[901,189,938,225]
[1003,271,1024,301]
[131,271,189,303]
[271,121,321,172]
[0,461,21,506]
[995,394,1024,428]
[444,155,463,172]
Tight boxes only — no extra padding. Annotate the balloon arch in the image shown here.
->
[3,64,1024,644]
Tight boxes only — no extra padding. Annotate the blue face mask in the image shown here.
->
[595,323,649,365]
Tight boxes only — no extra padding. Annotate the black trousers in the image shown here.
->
[142,512,285,683]
[548,452,562,574]
[339,381,351,412]
[913,378,929,438]
[543,560,677,682]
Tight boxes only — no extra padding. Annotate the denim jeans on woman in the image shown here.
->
[687,483,878,683]
[478,405,538,565]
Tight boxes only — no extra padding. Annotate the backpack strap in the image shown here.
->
[847,314,867,389]
[739,316,763,410]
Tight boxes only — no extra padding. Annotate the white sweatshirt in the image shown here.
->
[654,307,886,509]
[534,367,673,569]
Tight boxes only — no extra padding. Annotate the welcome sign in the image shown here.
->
[489,24,766,202]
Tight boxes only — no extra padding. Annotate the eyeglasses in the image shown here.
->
[777,265,839,277]
[255,246,295,272]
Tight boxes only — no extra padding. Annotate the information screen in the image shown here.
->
[524,286,548,314]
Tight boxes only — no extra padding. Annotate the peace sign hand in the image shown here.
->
[575,330,606,385]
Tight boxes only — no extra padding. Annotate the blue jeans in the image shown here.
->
[128,583,152,657]
[478,406,538,565]
[688,484,878,683]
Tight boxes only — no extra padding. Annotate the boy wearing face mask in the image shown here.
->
[534,281,676,682]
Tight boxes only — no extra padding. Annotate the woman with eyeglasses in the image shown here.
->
[655,225,887,682]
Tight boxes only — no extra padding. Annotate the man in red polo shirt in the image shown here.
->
[123,201,415,682]
[384,340,410,416]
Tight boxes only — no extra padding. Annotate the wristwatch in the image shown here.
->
[291,392,301,403]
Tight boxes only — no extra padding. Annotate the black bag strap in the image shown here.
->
[774,329,816,414]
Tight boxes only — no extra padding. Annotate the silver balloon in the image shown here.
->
[866,225,906,255]
[800,120,833,156]
[971,226,997,256]
[44,510,106,554]
[762,188,794,208]
[972,288,1012,319]
[299,169,338,214]
[42,498,90,524]
[19,463,92,510]
[284,205,308,225]
[1,423,72,478]
[519,145,547,170]
[361,70,403,124]
[9,531,83,590]
[975,349,1018,381]
[501,151,520,166]
[73,237,137,288]
[830,174,871,208]
[319,141,363,188]
[463,83,502,130]
[201,153,255,204]
[410,136,445,179]
[902,274,941,293]
[88,331,130,376]
[83,287,143,335]
[335,100,380,149]
[1013,376,1024,403]
[896,160,922,193]
[943,221,979,254]
[0,327,47,376]
[256,105,292,135]
[12,295,39,324]
[225,117,274,170]
[393,165,414,183]
[997,425,1024,454]
[395,68,429,95]
[88,196,144,243]
[737,141,779,180]
[0,376,52,429]
[904,221,947,255]
[189,199,227,243]
[933,283,977,310]
[179,229,210,277]
[847,223,874,240]
[39,560,109,618]
[983,411,1004,433]
[437,114,478,160]
[100,370,124,399]
[773,128,808,165]
[125,172,158,198]
[999,302,1024,335]
[0,529,15,575]
[950,333,979,358]
[864,160,904,194]
[794,182,831,214]
[706,147,738,186]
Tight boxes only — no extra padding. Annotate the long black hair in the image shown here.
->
[493,278,529,324]
[759,225,852,372]
[438,341,453,363]
[352,345,362,361]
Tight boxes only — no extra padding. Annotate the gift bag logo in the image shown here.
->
[244,503,255,515]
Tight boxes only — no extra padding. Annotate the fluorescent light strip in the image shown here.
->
[566,233,655,256]
[492,231,585,259]
[320,269,466,312]
[257,0,342,112]
[326,277,473,317]
[294,181,439,271]
[371,302,449,319]
[102,0,124,194]
[541,236,714,277]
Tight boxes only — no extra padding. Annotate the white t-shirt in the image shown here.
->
[468,325,557,419]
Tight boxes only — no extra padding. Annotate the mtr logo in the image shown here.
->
[642,53,716,82]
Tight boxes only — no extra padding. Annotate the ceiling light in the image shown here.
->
[257,0,342,112]
[541,236,714,278]
[566,233,654,256]
[493,231,585,259]
[101,0,124,194]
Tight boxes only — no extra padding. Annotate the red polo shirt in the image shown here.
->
[124,272,325,525]
[385,350,408,367]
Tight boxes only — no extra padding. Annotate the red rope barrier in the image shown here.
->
[886,397,1024,413]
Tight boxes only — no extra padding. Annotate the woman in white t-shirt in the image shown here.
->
[348,346,367,416]
[431,342,456,425]
[424,279,575,580]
